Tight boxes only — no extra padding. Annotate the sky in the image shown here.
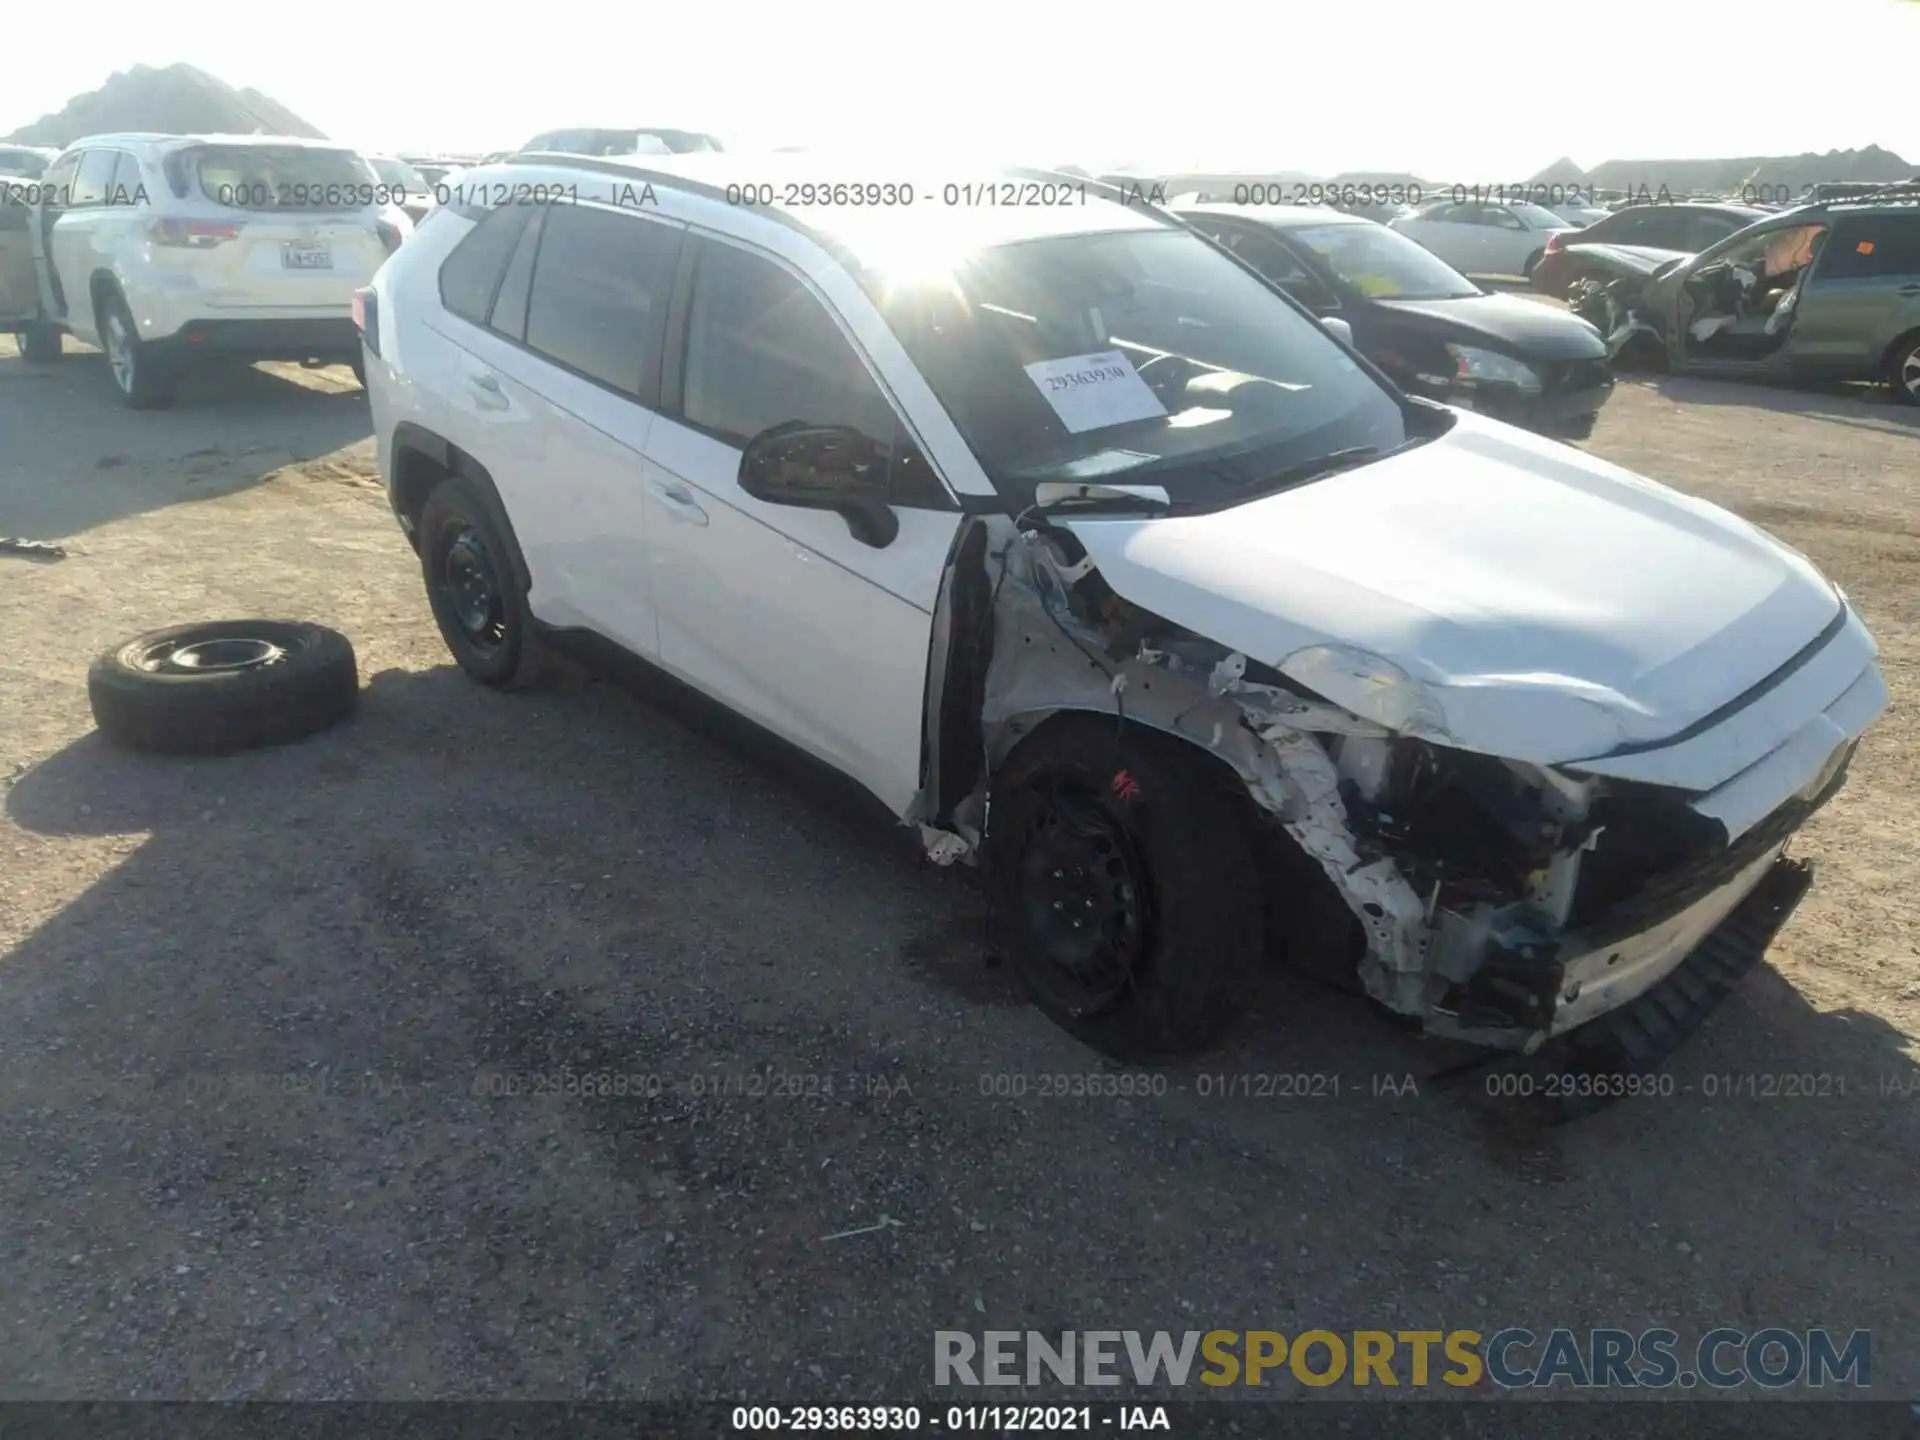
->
[6,0,1919,176]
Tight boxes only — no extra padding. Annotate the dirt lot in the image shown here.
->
[1,337,1916,1421]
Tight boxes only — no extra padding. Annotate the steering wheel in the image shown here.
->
[1133,352,1193,402]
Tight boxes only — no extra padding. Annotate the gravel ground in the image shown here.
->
[1,337,1916,1425]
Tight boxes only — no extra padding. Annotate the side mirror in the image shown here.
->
[1320,316,1355,346]
[738,422,899,548]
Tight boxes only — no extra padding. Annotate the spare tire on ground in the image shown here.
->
[88,621,358,755]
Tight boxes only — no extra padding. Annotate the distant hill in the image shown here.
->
[1529,146,1913,194]
[4,63,325,147]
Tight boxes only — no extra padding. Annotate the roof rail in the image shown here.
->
[498,150,867,273]
[1803,178,1920,208]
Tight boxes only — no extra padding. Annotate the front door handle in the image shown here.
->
[650,478,708,526]
[466,372,508,410]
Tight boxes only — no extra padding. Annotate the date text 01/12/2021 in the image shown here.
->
[729,1405,1171,1432]
[720,181,1171,209]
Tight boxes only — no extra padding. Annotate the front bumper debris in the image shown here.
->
[1519,856,1815,1116]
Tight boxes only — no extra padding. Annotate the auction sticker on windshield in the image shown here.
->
[1024,351,1168,435]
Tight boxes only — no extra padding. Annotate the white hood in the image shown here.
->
[1059,413,1841,767]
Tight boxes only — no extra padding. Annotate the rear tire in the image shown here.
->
[419,477,544,688]
[97,289,176,410]
[350,353,367,387]
[1522,249,1545,279]
[88,621,358,755]
[985,715,1261,1061]
[19,323,63,364]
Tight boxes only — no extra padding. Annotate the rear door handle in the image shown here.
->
[650,478,708,526]
[466,372,508,409]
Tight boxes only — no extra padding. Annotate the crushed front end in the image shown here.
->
[916,515,1887,1060]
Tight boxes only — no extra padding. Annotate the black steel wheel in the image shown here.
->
[986,714,1262,1060]
[1008,784,1153,1017]
[419,477,542,687]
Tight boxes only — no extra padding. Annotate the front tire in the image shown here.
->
[985,715,1262,1061]
[97,289,176,409]
[419,477,543,688]
[1887,332,1920,407]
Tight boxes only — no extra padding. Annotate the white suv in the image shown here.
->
[360,154,1885,1080]
[0,133,410,407]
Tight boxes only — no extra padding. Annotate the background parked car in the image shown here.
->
[518,127,722,158]
[1548,202,1612,226]
[0,144,57,179]
[1531,202,1769,298]
[365,154,435,224]
[1574,190,1920,404]
[0,133,409,405]
[1388,197,1576,279]
[1179,204,1613,438]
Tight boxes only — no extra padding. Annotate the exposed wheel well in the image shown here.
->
[388,428,533,596]
[1880,326,1920,376]
[992,709,1365,984]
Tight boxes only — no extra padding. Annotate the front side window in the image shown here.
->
[877,226,1409,509]
[682,240,900,448]
[1190,220,1336,308]
[1284,223,1479,300]
[523,204,680,396]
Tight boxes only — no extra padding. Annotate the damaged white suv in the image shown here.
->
[361,156,1886,1075]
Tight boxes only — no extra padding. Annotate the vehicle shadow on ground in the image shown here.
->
[9,656,1915,1146]
[4,657,1917,1395]
[1631,372,1920,433]
[0,342,369,541]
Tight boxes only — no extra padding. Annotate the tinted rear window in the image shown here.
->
[439,205,533,325]
[184,146,379,210]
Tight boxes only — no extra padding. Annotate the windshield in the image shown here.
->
[1285,223,1480,300]
[877,228,1410,508]
[1509,202,1570,230]
[368,156,427,192]
[185,146,380,210]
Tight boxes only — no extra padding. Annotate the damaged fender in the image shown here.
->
[916,515,1435,1014]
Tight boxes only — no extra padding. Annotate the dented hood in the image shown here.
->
[1059,413,1842,766]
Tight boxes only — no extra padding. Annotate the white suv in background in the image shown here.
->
[0,133,410,407]
[1389,197,1577,279]
[358,154,1883,1087]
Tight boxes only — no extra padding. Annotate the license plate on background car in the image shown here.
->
[283,242,332,270]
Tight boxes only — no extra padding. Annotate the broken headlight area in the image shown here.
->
[919,514,1830,1054]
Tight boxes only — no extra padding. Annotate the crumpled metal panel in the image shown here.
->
[968,520,1434,1012]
